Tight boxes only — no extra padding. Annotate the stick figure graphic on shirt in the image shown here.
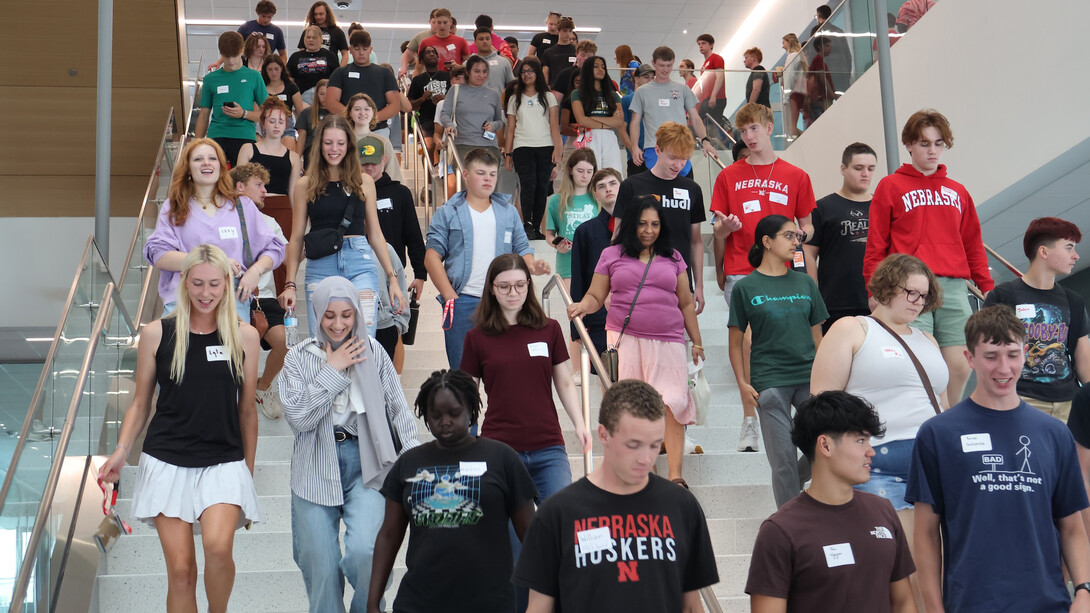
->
[1017,436,1032,473]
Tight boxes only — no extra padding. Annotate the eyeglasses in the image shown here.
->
[493,281,529,295]
[777,230,807,243]
[520,68,536,74]
[898,286,931,305]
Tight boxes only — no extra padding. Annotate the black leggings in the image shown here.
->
[511,146,554,228]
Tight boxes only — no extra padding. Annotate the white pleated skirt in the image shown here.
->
[130,453,264,533]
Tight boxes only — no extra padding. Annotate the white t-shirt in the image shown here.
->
[257,213,288,299]
[507,92,558,149]
[460,205,497,297]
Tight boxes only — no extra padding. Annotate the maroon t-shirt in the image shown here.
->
[746,491,915,612]
[460,320,570,452]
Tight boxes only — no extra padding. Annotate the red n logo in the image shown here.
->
[617,561,640,582]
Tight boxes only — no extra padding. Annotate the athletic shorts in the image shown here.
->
[909,276,973,347]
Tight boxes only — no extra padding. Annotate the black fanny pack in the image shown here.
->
[303,189,356,259]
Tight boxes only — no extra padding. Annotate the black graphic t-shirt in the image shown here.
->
[381,437,537,613]
[807,193,870,311]
[514,475,719,611]
[984,279,1089,402]
[614,171,706,274]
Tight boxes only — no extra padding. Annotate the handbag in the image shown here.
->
[689,358,711,426]
[870,317,943,415]
[250,298,270,338]
[401,288,421,345]
[600,255,655,383]
[303,186,356,259]
[234,200,266,331]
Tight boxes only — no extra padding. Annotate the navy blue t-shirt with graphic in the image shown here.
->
[906,399,1089,613]
[381,437,536,613]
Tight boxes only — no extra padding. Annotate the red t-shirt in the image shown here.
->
[460,320,570,452]
[710,158,817,275]
[698,53,726,101]
[421,34,471,67]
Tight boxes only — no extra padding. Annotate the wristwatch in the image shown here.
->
[1076,582,1090,596]
[700,136,711,145]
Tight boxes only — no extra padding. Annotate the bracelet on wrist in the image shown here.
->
[692,344,704,351]
[116,443,130,458]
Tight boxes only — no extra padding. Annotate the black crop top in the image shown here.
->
[143,318,245,468]
[307,181,367,235]
[249,146,293,195]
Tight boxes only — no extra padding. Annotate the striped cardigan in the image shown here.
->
[280,336,420,506]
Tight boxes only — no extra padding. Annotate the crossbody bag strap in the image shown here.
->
[870,317,943,415]
[616,254,655,344]
[338,187,357,240]
[233,199,254,267]
[450,84,460,132]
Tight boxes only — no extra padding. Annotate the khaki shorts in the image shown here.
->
[1021,396,1073,422]
[909,276,973,347]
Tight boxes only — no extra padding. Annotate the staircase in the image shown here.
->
[92,151,774,611]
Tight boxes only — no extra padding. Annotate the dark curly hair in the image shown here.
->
[792,391,885,462]
[414,369,482,427]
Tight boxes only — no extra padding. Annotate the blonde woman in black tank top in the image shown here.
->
[99,244,263,612]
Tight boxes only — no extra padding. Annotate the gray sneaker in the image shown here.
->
[256,386,282,419]
[737,416,760,452]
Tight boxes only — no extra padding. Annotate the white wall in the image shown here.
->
[2,218,139,327]
[779,0,1090,201]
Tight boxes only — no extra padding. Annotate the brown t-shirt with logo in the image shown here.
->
[746,491,915,612]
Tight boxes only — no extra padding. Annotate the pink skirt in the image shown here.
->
[607,331,695,425]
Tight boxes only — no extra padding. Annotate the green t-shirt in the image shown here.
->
[200,66,268,140]
[727,270,828,391]
[546,192,599,278]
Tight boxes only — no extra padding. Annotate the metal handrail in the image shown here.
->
[441,131,466,193]
[118,108,176,291]
[540,274,724,613]
[704,114,737,147]
[409,111,442,227]
[8,283,123,612]
[984,244,1024,278]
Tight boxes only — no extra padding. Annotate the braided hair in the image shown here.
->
[414,369,482,426]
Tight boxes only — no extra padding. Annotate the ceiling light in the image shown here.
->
[184,19,600,33]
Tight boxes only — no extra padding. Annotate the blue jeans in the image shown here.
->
[854,438,915,510]
[291,439,389,613]
[443,293,481,369]
[509,444,571,612]
[305,236,380,338]
[162,298,250,323]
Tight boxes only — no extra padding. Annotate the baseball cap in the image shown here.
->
[634,64,654,78]
[357,136,384,164]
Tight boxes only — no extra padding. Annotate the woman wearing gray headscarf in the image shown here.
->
[279,275,420,613]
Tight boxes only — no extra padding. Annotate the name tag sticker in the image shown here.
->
[447,43,456,51]
[206,345,228,361]
[1016,304,1036,319]
[504,230,512,243]
[348,71,360,78]
[769,191,788,205]
[527,342,549,357]
[277,93,287,101]
[742,200,761,214]
[216,85,229,94]
[658,98,670,107]
[376,198,393,211]
[673,188,689,200]
[265,33,275,40]
[542,38,552,44]
[576,526,613,554]
[823,543,855,568]
[881,346,904,359]
[961,433,992,453]
[568,56,576,63]
[488,59,499,66]
[459,461,487,476]
[218,226,239,240]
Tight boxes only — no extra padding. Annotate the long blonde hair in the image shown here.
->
[783,34,808,70]
[309,78,330,131]
[304,114,368,204]
[167,245,245,383]
[166,139,237,227]
[557,148,598,219]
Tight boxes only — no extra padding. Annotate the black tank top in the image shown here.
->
[307,181,366,235]
[142,318,245,468]
[249,145,293,195]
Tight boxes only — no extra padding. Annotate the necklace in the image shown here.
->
[194,194,215,210]
[749,158,777,196]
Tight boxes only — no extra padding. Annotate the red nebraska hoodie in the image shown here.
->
[863,163,994,292]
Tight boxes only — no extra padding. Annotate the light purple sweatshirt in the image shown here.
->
[144,197,286,304]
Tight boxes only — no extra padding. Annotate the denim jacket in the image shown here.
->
[425,191,533,302]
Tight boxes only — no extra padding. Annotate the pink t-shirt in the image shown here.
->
[595,245,687,344]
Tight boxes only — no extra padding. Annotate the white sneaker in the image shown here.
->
[256,386,282,419]
[737,416,760,452]
[684,435,704,455]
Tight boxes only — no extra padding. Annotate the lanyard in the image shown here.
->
[442,298,456,331]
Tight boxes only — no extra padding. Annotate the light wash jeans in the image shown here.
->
[304,236,380,338]
[290,438,389,613]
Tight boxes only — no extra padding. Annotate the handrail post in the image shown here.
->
[579,346,593,473]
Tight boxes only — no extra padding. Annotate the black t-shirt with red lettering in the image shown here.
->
[514,475,719,611]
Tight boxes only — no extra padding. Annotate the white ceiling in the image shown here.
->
[183,0,761,71]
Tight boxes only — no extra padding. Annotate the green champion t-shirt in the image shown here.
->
[727,270,828,391]
[546,193,599,278]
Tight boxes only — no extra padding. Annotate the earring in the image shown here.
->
[186,175,192,181]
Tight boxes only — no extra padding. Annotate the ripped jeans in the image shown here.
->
[304,236,380,338]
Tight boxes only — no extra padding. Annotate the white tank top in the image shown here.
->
[844,316,949,443]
